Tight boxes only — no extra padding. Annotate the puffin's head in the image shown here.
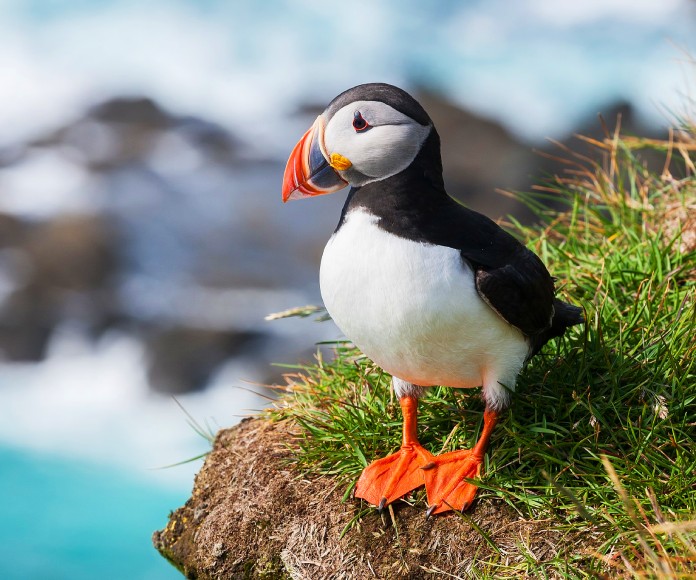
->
[282,83,434,202]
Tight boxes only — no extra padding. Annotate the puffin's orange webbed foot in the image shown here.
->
[422,449,484,515]
[423,408,500,515]
[354,443,433,509]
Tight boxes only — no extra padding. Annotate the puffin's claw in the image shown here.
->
[425,504,437,518]
[378,498,387,512]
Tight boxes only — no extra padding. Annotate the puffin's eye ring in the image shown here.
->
[352,111,369,132]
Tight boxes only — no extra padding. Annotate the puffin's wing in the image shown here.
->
[472,252,555,337]
[442,205,556,338]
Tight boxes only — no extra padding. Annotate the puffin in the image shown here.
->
[281,83,583,515]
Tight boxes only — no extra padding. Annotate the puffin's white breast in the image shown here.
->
[319,209,529,391]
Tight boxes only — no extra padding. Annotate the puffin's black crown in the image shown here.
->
[324,83,432,127]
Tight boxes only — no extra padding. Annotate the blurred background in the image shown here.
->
[0,1,694,578]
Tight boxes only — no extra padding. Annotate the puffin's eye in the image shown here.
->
[352,111,369,132]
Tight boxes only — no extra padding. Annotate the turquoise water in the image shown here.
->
[0,446,185,579]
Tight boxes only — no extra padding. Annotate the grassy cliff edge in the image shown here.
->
[154,121,695,578]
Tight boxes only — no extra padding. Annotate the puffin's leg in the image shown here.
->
[422,376,510,515]
[354,378,433,510]
[421,407,500,515]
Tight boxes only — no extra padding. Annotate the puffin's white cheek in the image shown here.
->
[356,128,423,178]
[339,124,428,180]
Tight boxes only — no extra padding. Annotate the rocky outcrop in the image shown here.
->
[153,417,586,579]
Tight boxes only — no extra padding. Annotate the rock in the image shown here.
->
[145,327,267,394]
[153,417,586,579]
[24,215,118,292]
[0,213,119,360]
[0,289,54,361]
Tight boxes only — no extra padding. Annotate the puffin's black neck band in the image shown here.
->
[335,128,448,234]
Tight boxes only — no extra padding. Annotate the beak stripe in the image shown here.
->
[282,116,348,202]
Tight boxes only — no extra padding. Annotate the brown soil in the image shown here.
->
[153,417,591,579]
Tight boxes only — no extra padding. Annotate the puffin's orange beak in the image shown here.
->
[282,116,348,202]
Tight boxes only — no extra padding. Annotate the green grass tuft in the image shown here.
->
[270,120,696,576]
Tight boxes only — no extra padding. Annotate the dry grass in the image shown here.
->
[269,114,696,578]
[155,100,696,580]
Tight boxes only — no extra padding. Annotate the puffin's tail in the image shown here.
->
[529,299,584,358]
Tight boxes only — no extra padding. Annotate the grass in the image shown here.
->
[268,117,696,577]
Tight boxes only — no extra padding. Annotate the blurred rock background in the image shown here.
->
[0,95,341,393]
[0,1,693,578]
[0,94,663,393]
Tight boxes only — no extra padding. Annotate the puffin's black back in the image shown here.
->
[333,84,583,350]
